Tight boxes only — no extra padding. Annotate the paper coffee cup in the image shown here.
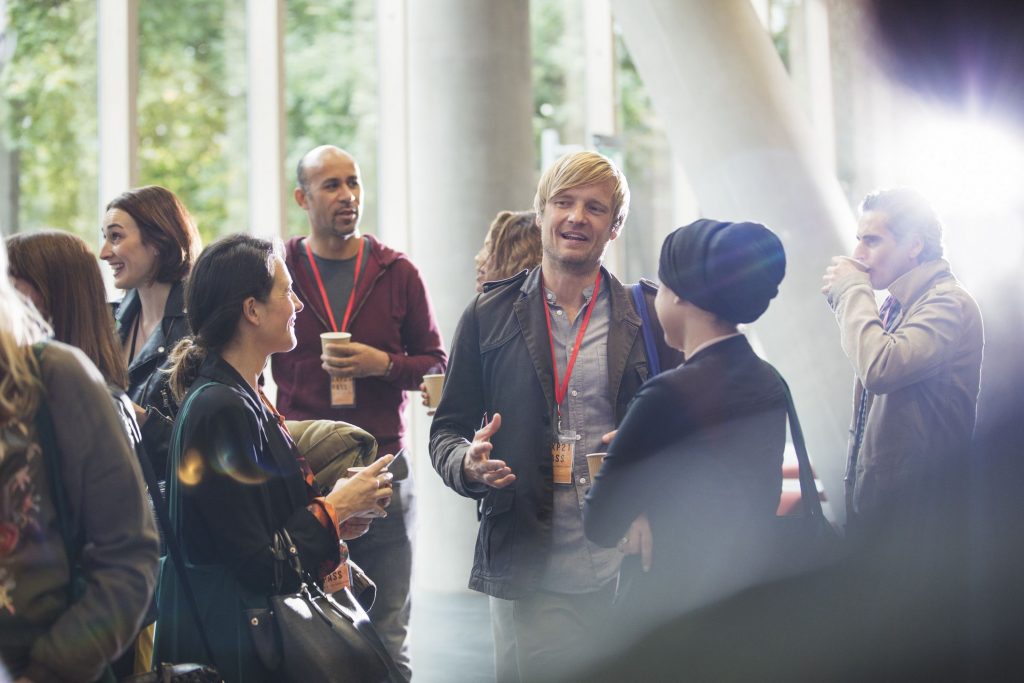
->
[423,373,445,409]
[321,332,356,407]
[585,453,605,482]
[837,255,868,272]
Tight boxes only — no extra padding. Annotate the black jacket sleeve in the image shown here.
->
[584,375,694,547]
[180,386,338,595]
[429,297,489,500]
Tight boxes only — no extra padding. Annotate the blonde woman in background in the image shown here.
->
[422,210,542,413]
[474,210,542,292]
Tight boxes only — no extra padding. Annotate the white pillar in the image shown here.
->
[97,0,138,213]
[246,0,286,238]
[406,0,535,592]
[611,0,856,523]
[376,0,410,254]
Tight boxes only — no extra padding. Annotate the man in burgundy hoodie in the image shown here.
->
[272,145,447,677]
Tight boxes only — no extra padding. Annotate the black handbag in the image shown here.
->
[768,371,844,578]
[246,529,408,683]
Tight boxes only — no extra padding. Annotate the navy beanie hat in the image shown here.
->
[658,219,786,324]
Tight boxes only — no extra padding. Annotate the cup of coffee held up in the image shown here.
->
[321,331,356,407]
[423,373,445,409]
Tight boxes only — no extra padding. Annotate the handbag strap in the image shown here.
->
[155,381,221,667]
[630,283,662,377]
[773,370,827,519]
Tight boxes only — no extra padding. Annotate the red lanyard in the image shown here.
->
[305,238,364,332]
[542,270,602,417]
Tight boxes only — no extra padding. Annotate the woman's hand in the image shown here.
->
[325,454,395,521]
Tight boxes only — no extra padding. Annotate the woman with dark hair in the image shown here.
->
[101,185,201,476]
[154,234,393,681]
[8,230,128,390]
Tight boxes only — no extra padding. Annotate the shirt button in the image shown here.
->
[579,477,587,484]
[555,310,563,316]
[571,390,578,397]
[157,346,165,353]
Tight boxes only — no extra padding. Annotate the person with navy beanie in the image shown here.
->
[584,219,790,636]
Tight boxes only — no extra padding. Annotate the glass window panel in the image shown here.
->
[137,0,248,245]
[285,0,378,238]
[0,0,98,240]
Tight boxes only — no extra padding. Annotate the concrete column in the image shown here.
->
[246,0,286,238]
[97,0,138,211]
[376,0,411,254]
[611,0,856,523]
[406,0,534,591]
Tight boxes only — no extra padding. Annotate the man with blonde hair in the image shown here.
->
[430,151,681,681]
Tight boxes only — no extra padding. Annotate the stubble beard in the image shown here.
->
[542,240,606,277]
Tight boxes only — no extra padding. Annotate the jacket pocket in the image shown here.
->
[634,360,650,384]
[476,488,515,578]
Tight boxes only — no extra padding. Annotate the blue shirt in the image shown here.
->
[538,281,622,593]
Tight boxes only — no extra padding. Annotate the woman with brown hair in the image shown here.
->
[101,185,201,478]
[7,230,128,390]
[474,210,541,292]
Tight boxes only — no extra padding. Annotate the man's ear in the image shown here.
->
[535,211,543,228]
[294,186,308,210]
[908,233,925,261]
[610,218,623,241]
[241,296,261,326]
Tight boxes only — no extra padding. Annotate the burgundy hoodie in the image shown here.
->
[272,234,447,478]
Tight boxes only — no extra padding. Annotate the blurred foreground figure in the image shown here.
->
[584,220,788,631]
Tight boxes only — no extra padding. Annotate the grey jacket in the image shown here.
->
[828,259,984,517]
[429,267,682,599]
[0,343,159,683]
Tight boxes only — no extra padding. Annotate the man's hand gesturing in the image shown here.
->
[462,413,516,489]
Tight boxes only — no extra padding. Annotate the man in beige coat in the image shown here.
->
[822,188,983,529]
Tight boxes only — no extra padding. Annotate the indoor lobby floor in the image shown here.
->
[409,588,496,682]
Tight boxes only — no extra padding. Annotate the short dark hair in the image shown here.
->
[106,185,201,283]
[296,155,310,194]
[860,188,944,261]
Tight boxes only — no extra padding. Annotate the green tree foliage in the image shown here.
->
[137,0,248,247]
[285,0,377,236]
[1,0,380,246]
[0,0,97,239]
